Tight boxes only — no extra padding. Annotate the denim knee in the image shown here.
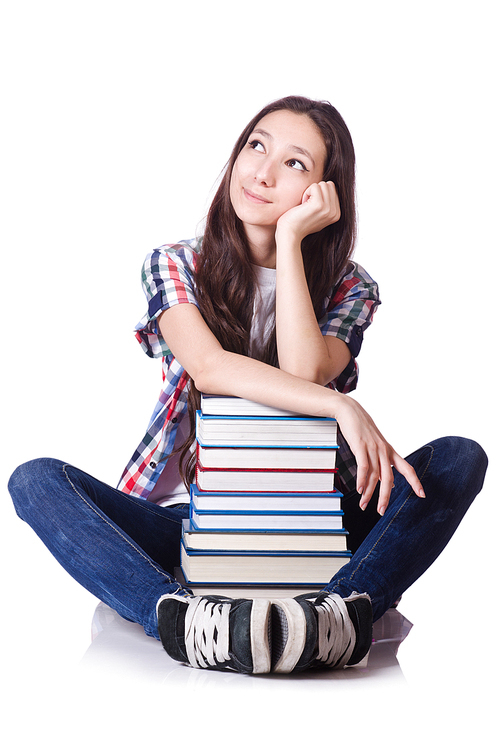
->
[424,436,488,502]
[8,457,63,521]
[461,437,488,475]
[435,436,487,476]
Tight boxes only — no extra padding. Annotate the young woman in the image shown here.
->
[8,96,488,675]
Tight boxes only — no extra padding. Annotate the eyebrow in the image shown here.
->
[252,128,316,168]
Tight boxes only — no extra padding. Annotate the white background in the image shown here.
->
[1,1,498,752]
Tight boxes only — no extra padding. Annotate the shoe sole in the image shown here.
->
[250,599,272,674]
[270,599,307,673]
[344,593,373,666]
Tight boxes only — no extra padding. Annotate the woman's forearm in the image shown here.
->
[195,346,424,511]
[274,228,350,384]
[159,302,424,511]
[159,303,340,417]
[195,345,344,419]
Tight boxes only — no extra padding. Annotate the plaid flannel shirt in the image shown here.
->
[118,238,380,499]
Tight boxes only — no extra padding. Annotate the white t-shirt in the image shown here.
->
[248,264,277,360]
[148,264,277,506]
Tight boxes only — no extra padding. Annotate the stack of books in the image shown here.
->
[177,393,351,598]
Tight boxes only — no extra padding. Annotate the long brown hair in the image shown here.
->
[179,95,357,486]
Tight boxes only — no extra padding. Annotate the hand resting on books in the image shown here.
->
[333,393,426,515]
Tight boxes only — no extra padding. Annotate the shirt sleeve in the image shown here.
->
[318,261,381,393]
[134,240,201,358]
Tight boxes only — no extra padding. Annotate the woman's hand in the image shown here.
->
[333,394,426,515]
[276,181,341,242]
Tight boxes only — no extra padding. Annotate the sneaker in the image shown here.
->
[157,593,272,674]
[271,592,372,673]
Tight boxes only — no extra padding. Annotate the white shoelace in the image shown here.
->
[314,594,356,668]
[184,597,232,669]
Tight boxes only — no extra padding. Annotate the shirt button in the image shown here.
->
[171,417,178,424]
[150,461,157,469]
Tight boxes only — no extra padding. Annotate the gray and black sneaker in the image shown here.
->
[271,592,372,673]
[157,594,272,674]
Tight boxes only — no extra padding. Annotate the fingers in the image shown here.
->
[357,451,426,516]
[278,182,340,241]
[334,394,425,518]
[357,444,393,514]
[392,454,426,500]
[323,182,341,223]
[302,181,341,225]
[377,463,395,516]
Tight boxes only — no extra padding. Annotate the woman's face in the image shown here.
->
[229,110,327,238]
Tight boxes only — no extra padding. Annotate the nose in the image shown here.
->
[254,158,276,186]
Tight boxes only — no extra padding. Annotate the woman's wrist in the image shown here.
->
[323,389,348,421]
[275,222,304,251]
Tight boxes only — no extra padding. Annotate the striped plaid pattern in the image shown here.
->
[320,260,381,394]
[118,240,380,498]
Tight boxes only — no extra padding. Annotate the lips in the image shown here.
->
[243,188,272,204]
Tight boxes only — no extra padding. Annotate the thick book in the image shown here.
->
[190,484,343,512]
[201,394,301,417]
[195,462,337,492]
[180,542,351,584]
[182,519,348,552]
[173,568,325,598]
[190,504,345,531]
[196,411,338,448]
[197,443,337,470]
[183,584,328,598]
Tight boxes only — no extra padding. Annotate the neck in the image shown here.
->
[245,223,276,269]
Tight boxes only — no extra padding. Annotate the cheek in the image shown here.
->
[229,155,247,195]
[280,183,306,210]
[229,169,241,212]
[232,152,252,183]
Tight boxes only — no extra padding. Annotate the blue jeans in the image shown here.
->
[326,436,487,620]
[8,436,487,636]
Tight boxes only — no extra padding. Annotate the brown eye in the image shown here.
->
[286,158,307,172]
[249,140,265,152]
